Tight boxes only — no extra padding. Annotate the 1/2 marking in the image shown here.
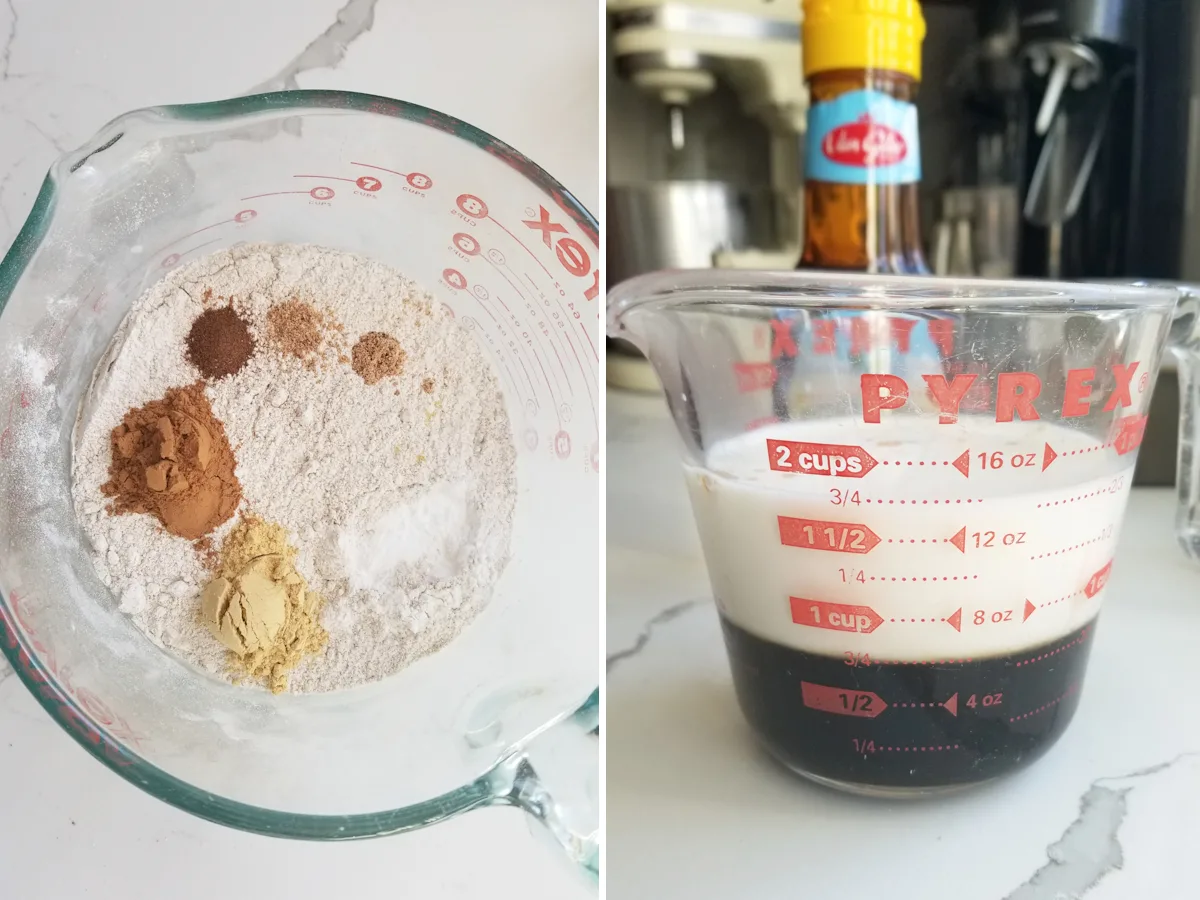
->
[801,682,888,718]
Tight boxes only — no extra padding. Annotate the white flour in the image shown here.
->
[70,243,517,692]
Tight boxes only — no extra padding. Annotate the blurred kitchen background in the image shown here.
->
[606,0,1200,486]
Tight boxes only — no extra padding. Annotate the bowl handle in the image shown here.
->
[482,688,599,882]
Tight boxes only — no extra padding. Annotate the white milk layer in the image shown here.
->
[685,418,1135,661]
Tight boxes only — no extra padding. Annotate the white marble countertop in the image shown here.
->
[608,386,1200,900]
[0,2,596,897]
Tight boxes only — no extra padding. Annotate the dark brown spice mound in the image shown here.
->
[351,332,406,385]
[186,306,255,379]
[267,299,326,365]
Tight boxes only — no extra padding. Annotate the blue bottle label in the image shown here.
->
[805,89,921,185]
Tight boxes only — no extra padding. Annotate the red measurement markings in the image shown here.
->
[735,362,776,392]
[767,440,878,477]
[778,517,880,553]
[485,256,574,397]
[879,455,963,471]
[1039,589,1082,610]
[518,268,593,406]
[791,598,884,633]
[1029,527,1114,560]
[863,497,983,505]
[490,208,600,358]
[477,287,560,408]
[1008,684,1079,723]
[470,295,539,399]
[886,527,964,550]
[241,187,333,201]
[1014,628,1091,668]
[801,682,887,718]
[177,238,221,260]
[877,744,961,753]
[893,693,958,716]
[1084,560,1113,597]
[867,575,979,583]
[351,160,406,176]
[464,317,524,405]
[873,656,974,666]
[884,609,962,631]
[150,214,247,257]
[1112,414,1148,455]
[1037,488,1124,508]
[293,174,358,183]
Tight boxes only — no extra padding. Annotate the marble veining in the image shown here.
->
[249,0,377,93]
[607,598,703,673]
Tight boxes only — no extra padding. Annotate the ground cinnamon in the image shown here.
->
[101,383,242,540]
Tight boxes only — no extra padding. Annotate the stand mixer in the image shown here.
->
[606,0,807,388]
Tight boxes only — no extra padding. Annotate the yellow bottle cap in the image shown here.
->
[802,0,926,81]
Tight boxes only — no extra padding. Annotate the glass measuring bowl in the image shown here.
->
[0,91,599,872]
[608,269,1178,797]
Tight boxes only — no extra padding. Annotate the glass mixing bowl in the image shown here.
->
[0,91,599,875]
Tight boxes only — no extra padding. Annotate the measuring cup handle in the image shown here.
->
[1172,344,1200,560]
[484,688,599,881]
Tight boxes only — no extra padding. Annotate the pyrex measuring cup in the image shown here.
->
[0,92,598,871]
[608,269,1179,796]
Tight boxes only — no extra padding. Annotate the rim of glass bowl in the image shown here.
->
[0,90,599,839]
[606,268,1180,334]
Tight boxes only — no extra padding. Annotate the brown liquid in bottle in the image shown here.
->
[799,70,928,275]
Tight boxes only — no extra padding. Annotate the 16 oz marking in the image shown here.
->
[979,451,1036,469]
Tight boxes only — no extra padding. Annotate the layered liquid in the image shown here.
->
[686,418,1132,789]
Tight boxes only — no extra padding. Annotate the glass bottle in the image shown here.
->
[798,0,928,274]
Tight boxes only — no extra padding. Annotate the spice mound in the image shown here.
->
[101,382,241,540]
[201,516,327,693]
[267,298,329,365]
[186,306,255,379]
[351,331,405,384]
